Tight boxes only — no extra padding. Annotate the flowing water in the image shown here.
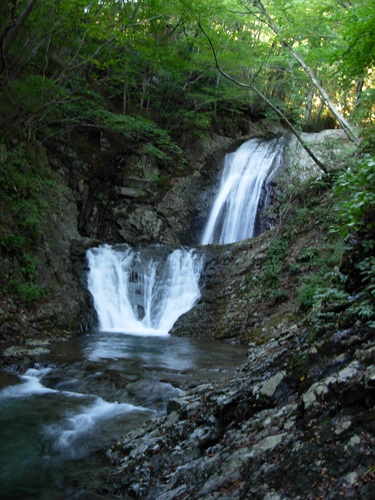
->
[0,245,247,499]
[86,244,203,335]
[201,137,285,245]
[0,138,284,498]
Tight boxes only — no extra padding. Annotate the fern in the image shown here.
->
[330,157,375,252]
[357,256,375,296]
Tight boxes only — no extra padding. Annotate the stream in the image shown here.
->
[0,333,248,499]
[0,137,285,499]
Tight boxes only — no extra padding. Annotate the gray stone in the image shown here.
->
[156,485,187,500]
[260,371,286,397]
[303,361,361,409]
[284,129,356,181]
[252,433,286,453]
[120,187,144,198]
[345,435,361,449]
[263,492,282,500]
[123,207,164,241]
[355,346,375,363]
[167,399,182,414]
[3,346,51,356]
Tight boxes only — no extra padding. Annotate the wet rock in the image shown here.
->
[171,229,276,340]
[302,361,362,409]
[90,318,375,500]
[119,206,164,243]
[167,398,182,414]
[355,346,375,363]
[2,345,51,357]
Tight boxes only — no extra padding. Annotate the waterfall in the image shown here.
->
[87,245,202,335]
[201,137,285,245]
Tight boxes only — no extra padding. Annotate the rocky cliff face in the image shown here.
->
[2,126,372,499]
[0,125,264,336]
[75,128,283,247]
[71,127,375,500]
[0,126,353,345]
[171,230,278,340]
[170,129,356,342]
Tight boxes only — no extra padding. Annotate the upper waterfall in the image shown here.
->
[201,137,285,245]
[87,245,202,335]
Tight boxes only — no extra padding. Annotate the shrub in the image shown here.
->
[330,156,375,251]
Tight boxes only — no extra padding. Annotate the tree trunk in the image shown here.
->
[304,69,316,123]
[251,0,358,143]
[355,78,364,109]
[185,1,330,173]
[1,0,39,61]
[305,88,313,123]
[317,102,324,121]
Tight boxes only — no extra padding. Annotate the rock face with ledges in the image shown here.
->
[171,228,275,340]
[94,321,375,499]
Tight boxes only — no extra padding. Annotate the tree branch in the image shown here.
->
[67,15,166,75]
[181,0,329,173]
[1,0,39,63]
[249,0,358,144]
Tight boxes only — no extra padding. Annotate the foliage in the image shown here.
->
[293,150,375,328]
[330,157,375,251]
[1,0,373,148]
[301,281,348,312]
[0,0,374,311]
[83,109,189,170]
[357,256,375,297]
[263,237,288,286]
[0,144,55,303]
[334,2,375,80]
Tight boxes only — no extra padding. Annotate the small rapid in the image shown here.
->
[45,397,150,458]
[0,337,248,499]
[201,137,285,245]
[87,245,203,335]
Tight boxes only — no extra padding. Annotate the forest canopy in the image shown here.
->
[0,0,374,146]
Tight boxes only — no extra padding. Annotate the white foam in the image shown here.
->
[87,245,202,335]
[201,138,285,244]
[45,397,150,454]
[0,368,56,399]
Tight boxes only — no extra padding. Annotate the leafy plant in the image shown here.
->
[267,288,289,305]
[357,256,375,297]
[330,157,375,251]
[0,144,55,304]
[298,271,348,312]
[300,245,320,265]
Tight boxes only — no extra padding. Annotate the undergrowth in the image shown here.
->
[0,142,56,304]
[247,148,375,334]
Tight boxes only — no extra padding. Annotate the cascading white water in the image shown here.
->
[201,137,285,245]
[87,245,202,335]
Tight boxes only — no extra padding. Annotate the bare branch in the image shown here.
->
[248,0,358,143]
[181,0,329,173]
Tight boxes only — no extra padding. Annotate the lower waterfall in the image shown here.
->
[87,244,202,335]
[201,137,285,245]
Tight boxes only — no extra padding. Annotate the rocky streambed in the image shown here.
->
[91,320,375,500]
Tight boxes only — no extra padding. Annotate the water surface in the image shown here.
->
[0,331,248,499]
